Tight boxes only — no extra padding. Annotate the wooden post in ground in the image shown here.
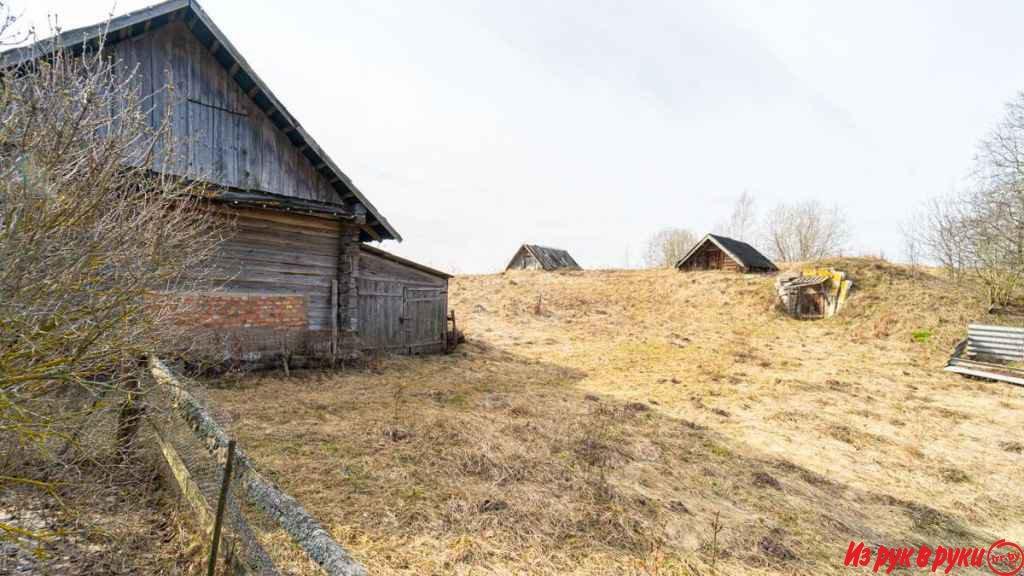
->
[116,372,145,460]
[208,440,236,576]
[331,279,339,364]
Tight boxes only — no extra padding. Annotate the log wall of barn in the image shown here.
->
[205,206,344,331]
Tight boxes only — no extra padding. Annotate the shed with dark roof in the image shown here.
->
[675,234,777,273]
[506,244,582,271]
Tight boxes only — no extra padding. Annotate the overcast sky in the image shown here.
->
[11,1,1024,273]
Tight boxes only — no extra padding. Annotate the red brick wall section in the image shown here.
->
[168,292,308,329]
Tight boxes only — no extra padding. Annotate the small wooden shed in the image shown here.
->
[357,245,451,354]
[675,234,777,273]
[506,244,582,271]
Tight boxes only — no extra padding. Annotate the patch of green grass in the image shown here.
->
[911,329,932,343]
[705,440,733,458]
[447,392,468,407]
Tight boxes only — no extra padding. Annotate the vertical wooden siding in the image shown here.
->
[508,248,540,270]
[357,250,448,354]
[680,243,740,271]
[112,22,339,203]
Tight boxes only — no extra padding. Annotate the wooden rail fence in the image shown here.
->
[149,357,368,575]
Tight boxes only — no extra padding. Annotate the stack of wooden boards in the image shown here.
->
[775,268,853,319]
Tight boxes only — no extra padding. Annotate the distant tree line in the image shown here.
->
[643,190,850,268]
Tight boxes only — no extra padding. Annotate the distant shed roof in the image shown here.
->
[507,244,582,271]
[676,234,778,272]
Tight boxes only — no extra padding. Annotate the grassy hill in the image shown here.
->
[208,258,1023,575]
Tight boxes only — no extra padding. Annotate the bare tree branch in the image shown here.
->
[761,200,849,262]
[643,228,697,268]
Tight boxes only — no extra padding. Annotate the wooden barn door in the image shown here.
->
[357,280,447,353]
[356,278,405,351]
[403,287,447,354]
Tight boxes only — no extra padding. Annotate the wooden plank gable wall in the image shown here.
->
[357,250,448,354]
[680,242,741,272]
[112,21,339,203]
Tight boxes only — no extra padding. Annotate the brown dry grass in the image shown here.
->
[206,257,1024,575]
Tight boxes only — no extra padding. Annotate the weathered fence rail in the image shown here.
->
[149,357,367,576]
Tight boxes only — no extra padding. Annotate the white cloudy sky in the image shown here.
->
[11,1,1024,272]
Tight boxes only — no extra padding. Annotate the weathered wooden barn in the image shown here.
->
[3,0,451,357]
[506,244,582,271]
[675,234,777,273]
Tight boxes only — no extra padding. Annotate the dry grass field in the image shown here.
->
[207,258,1024,575]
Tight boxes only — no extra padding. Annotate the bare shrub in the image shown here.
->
[762,199,849,262]
[643,227,697,268]
[908,92,1024,305]
[0,24,223,549]
[963,98,1024,305]
[902,195,971,282]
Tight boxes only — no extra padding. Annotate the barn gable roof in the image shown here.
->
[508,244,582,271]
[675,234,778,271]
[1,0,400,242]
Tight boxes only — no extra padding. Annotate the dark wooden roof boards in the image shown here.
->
[1,0,400,242]
[506,244,582,271]
[675,234,778,272]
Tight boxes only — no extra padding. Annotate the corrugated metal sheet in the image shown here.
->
[778,275,829,289]
[964,324,1024,361]
[944,325,1024,387]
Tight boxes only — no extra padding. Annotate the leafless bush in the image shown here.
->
[907,92,1024,305]
[901,195,971,282]
[762,199,849,262]
[0,24,223,548]
[643,227,697,268]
